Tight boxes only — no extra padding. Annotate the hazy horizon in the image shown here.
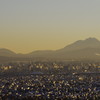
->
[0,37,99,54]
[0,0,100,53]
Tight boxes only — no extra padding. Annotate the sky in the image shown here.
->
[0,0,100,53]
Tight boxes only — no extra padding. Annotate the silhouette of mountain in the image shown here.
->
[58,37,100,52]
[54,37,100,59]
[28,50,53,57]
[0,48,16,57]
[28,37,100,60]
[1,37,100,61]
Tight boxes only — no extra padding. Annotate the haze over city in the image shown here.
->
[0,0,100,53]
[0,1,100,100]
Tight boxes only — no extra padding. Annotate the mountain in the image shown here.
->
[57,37,100,52]
[28,37,100,60]
[54,37,100,59]
[0,48,16,57]
[1,37,100,61]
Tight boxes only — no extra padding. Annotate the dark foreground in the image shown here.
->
[0,74,100,100]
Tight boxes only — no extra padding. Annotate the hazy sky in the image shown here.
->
[0,0,100,53]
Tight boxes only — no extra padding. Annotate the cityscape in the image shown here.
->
[0,61,100,99]
[0,0,100,100]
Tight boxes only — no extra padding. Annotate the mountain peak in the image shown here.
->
[62,37,100,52]
[85,37,99,42]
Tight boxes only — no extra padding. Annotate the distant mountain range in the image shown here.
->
[1,37,100,61]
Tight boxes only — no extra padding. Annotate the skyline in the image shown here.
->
[0,37,99,54]
[0,0,100,53]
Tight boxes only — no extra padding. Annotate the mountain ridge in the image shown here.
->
[1,37,100,61]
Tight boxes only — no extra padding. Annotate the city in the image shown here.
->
[0,61,100,100]
[0,0,100,99]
